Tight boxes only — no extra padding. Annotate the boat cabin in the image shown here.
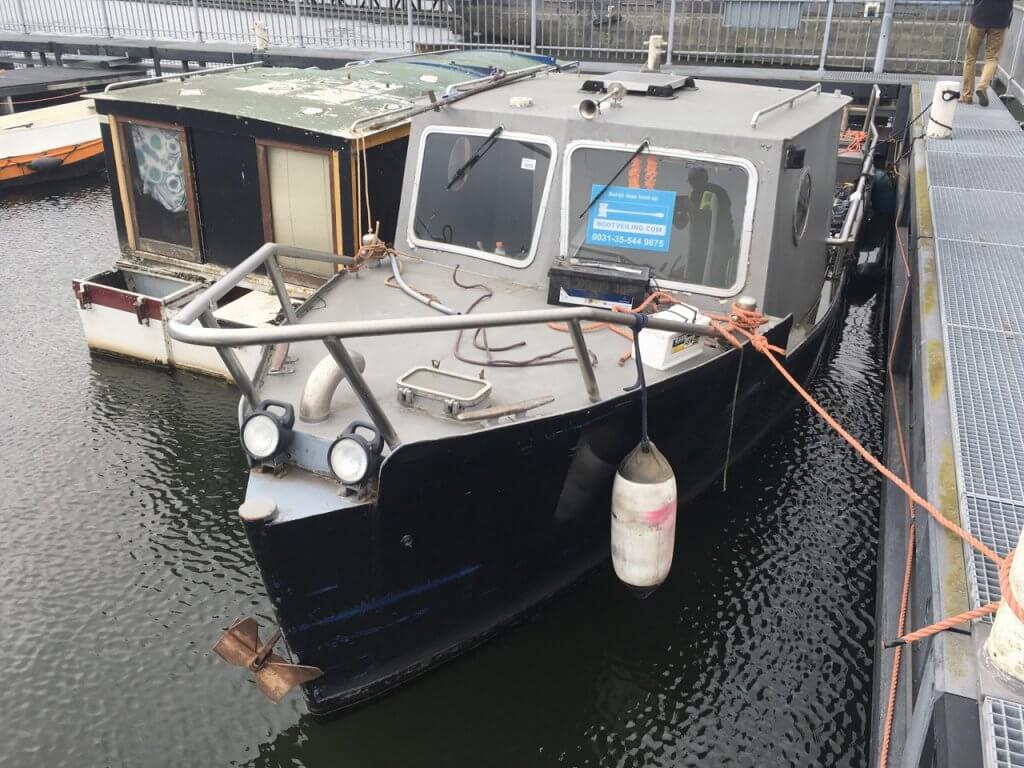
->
[74,51,551,378]
[395,73,849,327]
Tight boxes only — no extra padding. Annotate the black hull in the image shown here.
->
[245,283,847,717]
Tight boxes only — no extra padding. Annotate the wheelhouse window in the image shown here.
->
[564,145,754,293]
[118,120,200,261]
[410,128,554,266]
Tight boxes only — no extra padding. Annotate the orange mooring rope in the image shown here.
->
[696,291,1024,765]
[842,129,869,153]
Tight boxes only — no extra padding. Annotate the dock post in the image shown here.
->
[406,0,415,53]
[986,531,1024,683]
[294,0,305,47]
[99,0,112,37]
[191,0,203,42]
[873,0,897,73]
[532,0,540,54]
[818,0,834,71]
[15,0,28,34]
[665,0,676,65]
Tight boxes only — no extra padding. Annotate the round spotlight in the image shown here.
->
[327,421,384,486]
[239,400,295,462]
[329,436,370,485]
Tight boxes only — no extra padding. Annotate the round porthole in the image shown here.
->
[793,170,812,244]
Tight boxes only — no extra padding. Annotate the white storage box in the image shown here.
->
[637,304,710,371]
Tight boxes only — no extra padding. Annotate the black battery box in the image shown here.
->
[547,260,651,311]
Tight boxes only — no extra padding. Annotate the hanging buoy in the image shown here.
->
[611,440,677,596]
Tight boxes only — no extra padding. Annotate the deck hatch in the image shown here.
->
[397,366,492,416]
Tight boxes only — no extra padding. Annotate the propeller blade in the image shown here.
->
[213,617,261,668]
[254,656,323,703]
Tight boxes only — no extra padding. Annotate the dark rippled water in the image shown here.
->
[0,176,883,767]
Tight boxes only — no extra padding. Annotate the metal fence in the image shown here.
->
[998,3,1024,101]
[0,0,983,75]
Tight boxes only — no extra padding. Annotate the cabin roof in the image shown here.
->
[432,73,849,141]
[91,51,553,138]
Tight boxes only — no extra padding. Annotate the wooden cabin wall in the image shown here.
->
[341,135,409,253]
[189,127,264,270]
[99,121,131,256]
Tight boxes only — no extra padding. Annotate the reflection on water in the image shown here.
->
[0,176,881,767]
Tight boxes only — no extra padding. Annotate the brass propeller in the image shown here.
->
[213,617,323,703]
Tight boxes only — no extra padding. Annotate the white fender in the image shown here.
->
[611,441,677,592]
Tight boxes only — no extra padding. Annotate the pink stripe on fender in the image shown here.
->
[644,500,677,527]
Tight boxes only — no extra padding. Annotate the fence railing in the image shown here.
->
[0,0,980,75]
[998,3,1024,101]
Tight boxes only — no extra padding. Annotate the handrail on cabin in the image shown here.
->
[102,61,264,94]
[750,82,823,128]
[827,121,880,247]
[168,243,723,448]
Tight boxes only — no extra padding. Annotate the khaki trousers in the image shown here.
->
[961,24,1006,97]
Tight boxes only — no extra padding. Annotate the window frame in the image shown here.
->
[114,116,201,262]
[406,125,557,269]
[560,139,758,298]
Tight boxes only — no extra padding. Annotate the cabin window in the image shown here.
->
[564,144,756,295]
[256,142,338,278]
[408,127,555,267]
[118,120,200,261]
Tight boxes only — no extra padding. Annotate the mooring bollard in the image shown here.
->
[986,530,1024,682]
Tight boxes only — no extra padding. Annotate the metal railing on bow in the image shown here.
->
[168,243,721,448]
[1,0,972,75]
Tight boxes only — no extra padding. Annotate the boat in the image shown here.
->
[75,51,553,380]
[164,61,886,715]
[0,59,146,190]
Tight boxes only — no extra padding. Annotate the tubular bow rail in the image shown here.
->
[827,118,880,247]
[169,243,723,448]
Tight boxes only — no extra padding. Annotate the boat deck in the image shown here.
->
[256,257,748,445]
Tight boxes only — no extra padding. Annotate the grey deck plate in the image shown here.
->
[963,496,1024,608]
[944,325,1024,506]
[930,188,1024,246]
[927,130,1024,157]
[985,698,1024,768]
[936,239,1024,331]
[929,154,1024,195]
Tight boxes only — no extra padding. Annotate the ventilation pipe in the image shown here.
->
[300,350,366,423]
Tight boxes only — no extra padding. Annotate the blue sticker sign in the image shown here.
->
[585,185,676,253]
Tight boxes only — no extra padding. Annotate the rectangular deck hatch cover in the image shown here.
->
[592,72,692,95]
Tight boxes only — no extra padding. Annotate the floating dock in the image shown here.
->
[876,84,1024,767]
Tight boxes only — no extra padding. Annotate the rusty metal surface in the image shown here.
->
[213,617,322,704]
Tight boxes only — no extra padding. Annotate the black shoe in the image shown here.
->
[976,88,989,107]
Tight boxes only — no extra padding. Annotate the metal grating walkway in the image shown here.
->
[925,83,1024,619]
[985,698,1024,768]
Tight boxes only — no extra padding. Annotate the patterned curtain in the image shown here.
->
[130,124,187,214]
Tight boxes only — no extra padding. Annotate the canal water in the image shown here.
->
[1,175,883,767]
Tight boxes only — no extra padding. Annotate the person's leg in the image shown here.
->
[978,26,1006,102]
[961,24,984,103]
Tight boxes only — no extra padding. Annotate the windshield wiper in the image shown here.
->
[447,125,504,190]
[576,138,650,219]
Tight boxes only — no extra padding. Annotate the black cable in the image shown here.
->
[630,313,651,447]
